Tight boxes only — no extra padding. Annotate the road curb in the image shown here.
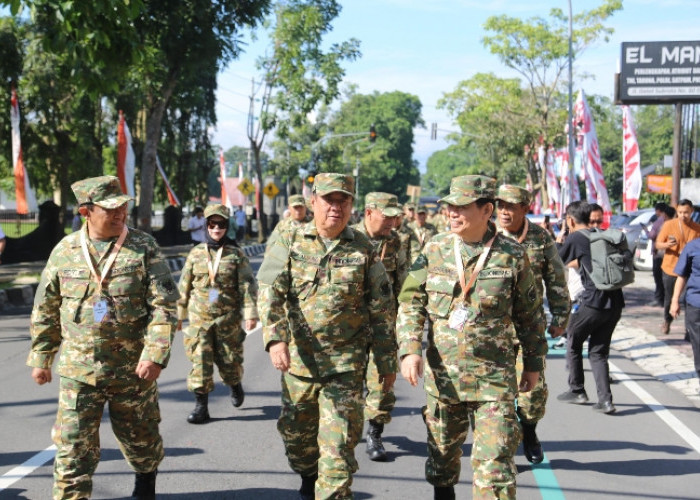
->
[0,243,266,311]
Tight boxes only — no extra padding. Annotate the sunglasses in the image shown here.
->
[207,220,227,229]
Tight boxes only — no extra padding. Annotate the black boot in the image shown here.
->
[521,420,544,464]
[298,473,317,500]
[187,392,210,424]
[434,485,455,500]
[366,419,387,461]
[230,382,245,408]
[132,470,156,499]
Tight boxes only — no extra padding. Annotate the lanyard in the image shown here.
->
[206,245,225,287]
[379,240,387,262]
[453,233,496,302]
[517,218,529,243]
[678,219,685,245]
[80,225,128,295]
[414,226,424,246]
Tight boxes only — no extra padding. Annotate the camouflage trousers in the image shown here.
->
[514,343,548,424]
[52,376,163,500]
[424,397,521,500]
[184,318,245,394]
[363,348,396,424]
[278,370,364,500]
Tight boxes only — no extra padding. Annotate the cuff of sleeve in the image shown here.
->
[398,340,423,359]
[243,306,258,321]
[177,306,187,321]
[374,353,398,375]
[523,355,545,373]
[550,316,569,329]
[26,351,55,369]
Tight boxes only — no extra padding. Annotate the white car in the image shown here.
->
[634,232,653,271]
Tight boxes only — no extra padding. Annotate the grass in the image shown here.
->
[0,221,72,237]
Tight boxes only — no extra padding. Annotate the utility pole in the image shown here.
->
[567,0,576,200]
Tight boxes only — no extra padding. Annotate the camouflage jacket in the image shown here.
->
[177,242,258,324]
[257,221,398,379]
[397,222,547,403]
[352,222,408,301]
[408,222,438,265]
[27,226,179,386]
[497,221,570,328]
[266,216,309,253]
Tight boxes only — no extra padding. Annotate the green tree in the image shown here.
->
[326,90,423,203]
[247,0,360,239]
[473,0,622,203]
[423,146,479,197]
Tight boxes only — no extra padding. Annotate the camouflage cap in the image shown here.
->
[416,204,428,214]
[313,173,355,198]
[404,202,416,210]
[365,192,402,217]
[288,194,306,207]
[439,175,496,206]
[204,203,230,220]
[71,175,133,209]
[496,184,531,205]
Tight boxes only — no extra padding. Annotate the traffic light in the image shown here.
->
[369,124,377,143]
[306,170,317,185]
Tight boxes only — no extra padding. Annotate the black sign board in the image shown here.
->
[619,41,700,104]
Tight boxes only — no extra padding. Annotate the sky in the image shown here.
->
[213,0,700,173]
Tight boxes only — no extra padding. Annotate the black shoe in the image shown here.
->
[366,419,387,461]
[187,392,210,424]
[132,470,156,499]
[593,401,616,414]
[434,485,455,500]
[230,382,245,408]
[553,338,567,349]
[298,473,317,500]
[557,390,588,404]
[521,421,544,464]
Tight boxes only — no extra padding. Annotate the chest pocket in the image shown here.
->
[330,264,364,305]
[475,267,513,318]
[290,256,318,300]
[58,269,90,322]
[106,262,148,324]
[425,274,458,319]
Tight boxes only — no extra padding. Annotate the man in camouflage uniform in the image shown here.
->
[266,195,310,250]
[353,192,406,461]
[177,204,258,424]
[27,176,179,500]
[397,175,547,500]
[408,204,438,264]
[495,185,570,464]
[257,173,398,500]
[397,202,415,264]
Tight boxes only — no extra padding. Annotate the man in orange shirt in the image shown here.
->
[657,199,700,335]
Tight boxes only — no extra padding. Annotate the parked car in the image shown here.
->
[618,208,656,254]
[633,232,653,271]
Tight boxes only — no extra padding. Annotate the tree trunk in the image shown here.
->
[253,144,267,243]
[138,79,177,232]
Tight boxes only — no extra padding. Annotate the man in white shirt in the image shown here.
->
[187,207,206,245]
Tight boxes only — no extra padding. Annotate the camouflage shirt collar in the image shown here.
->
[302,221,355,241]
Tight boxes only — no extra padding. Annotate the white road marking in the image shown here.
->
[610,361,700,455]
[0,445,56,491]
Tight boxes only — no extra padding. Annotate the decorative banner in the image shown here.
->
[545,146,560,215]
[10,88,38,214]
[575,90,612,225]
[647,174,672,194]
[622,106,642,211]
[155,155,180,206]
[117,111,136,201]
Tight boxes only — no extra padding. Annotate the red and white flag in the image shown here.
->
[575,90,611,225]
[544,146,560,215]
[155,155,180,206]
[10,88,37,214]
[622,106,642,211]
[117,111,136,200]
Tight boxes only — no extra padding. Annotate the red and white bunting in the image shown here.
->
[117,111,136,201]
[622,106,642,211]
[10,88,37,214]
[545,147,560,215]
[575,90,611,225]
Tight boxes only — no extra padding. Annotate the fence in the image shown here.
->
[0,211,40,238]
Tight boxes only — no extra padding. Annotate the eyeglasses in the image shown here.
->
[207,220,227,229]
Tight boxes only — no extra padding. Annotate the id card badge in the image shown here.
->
[208,288,219,303]
[93,297,109,323]
[448,304,470,331]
